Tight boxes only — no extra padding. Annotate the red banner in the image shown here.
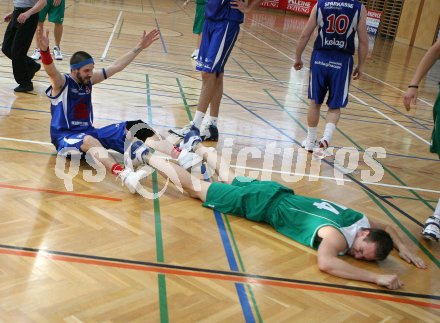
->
[259,0,317,16]
[286,0,317,15]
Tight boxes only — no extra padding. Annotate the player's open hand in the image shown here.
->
[231,0,249,13]
[403,87,418,111]
[399,248,427,269]
[36,25,50,52]
[138,29,160,50]
[53,0,62,6]
[376,274,404,290]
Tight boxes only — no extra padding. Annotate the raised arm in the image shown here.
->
[403,40,440,111]
[91,29,160,85]
[294,4,317,71]
[353,5,368,80]
[317,227,404,289]
[36,26,65,94]
[369,219,427,269]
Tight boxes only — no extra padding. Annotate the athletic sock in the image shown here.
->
[193,111,205,128]
[111,163,124,176]
[307,127,317,141]
[206,116,218,126]
[433,198,440,220]
[322,123,336,144]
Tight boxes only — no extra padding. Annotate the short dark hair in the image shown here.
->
[70,51,93,66]
[362,228,393,261]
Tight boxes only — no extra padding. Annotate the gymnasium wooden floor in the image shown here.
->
[0,0,439,321]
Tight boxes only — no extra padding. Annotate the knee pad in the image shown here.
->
[125,120,156,142]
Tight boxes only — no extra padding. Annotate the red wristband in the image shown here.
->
[40,48,53,65]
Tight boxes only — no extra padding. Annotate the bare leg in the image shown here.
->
[54,23,63,48]
[209,73,223,118]
[80,135,119,173]
[196,72,218,114]
[147,154,211,201]
[325,108,341,124]
[308,100,321,127]
[145,135,180,158]
[193,143,234,184]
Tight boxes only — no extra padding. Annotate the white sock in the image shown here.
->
[206,116,218,126]
[433,198,440,219]
[322,123,336,144]
[193,111,205,128]
[307,127,317,141]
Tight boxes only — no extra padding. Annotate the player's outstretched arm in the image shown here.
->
[92,29,160,85]
[294,4,317,71]
[36,26,65,93]
[369,219,427,269]
[317,230,404,289]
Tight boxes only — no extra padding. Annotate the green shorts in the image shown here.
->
[193,2,206,35]
[430,85,440,158]
[203,176,294,222]
[39,0,65,24]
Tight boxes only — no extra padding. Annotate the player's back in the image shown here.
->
[313,0,363,55]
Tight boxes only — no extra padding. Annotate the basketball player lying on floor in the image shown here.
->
[126,126,427,290]
[36,26,202,193]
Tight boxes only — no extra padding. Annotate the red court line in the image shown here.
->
[0,183,122,202]
[1,248,439,309]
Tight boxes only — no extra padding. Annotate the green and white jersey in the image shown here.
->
[271,195,370,252]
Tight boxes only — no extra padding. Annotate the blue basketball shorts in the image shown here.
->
[55,122,127,156]
[308,50,354,109]
[196,20,240,74]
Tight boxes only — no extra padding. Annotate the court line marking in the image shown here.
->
[0,136,438,194]
[244,17,434,106]
[1,245,439,309]
[0,183,122,202]
[349,93,431,145]
[100,11,123,61]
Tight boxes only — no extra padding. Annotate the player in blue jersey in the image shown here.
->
[294,0,368,152]
[36,26,202,194]
[126,126,426,289]
[169,0,264,141]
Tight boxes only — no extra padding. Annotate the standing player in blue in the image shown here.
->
[169,0,264,141]
[126,127,426,290]
[36,26,201,194]
[294,0,368,152]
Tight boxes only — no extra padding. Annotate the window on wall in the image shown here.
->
[360,0,404,39]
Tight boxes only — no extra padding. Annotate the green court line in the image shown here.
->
[238,47,279,82]
[224,214,263,323]
[365,190,439,268]
[177,80,263,321]
[176,78,193,122]
[387,195,438,204]
[0,147,56,156]
[146,74,169,323]
[267,89,434,211]
[264,89,436,260]
[232,57,255,80]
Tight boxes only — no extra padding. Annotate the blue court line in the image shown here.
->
[154,17,168,54]
[225,92,432,225]
[174,78,257,321]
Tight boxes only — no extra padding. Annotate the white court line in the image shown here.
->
[349,93,431,145]
[1,136,437,193]
[245,17,434,106]
[101,11,123,61]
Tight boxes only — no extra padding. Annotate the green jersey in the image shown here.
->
[204,177,370,252]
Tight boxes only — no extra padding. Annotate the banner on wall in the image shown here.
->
[366,9,383,35]
[286,0,317,15]
[261,0,282,9]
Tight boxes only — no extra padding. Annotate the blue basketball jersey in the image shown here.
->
[205,0,244,23]
[313,0,362,55]
[47,74,94,145]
